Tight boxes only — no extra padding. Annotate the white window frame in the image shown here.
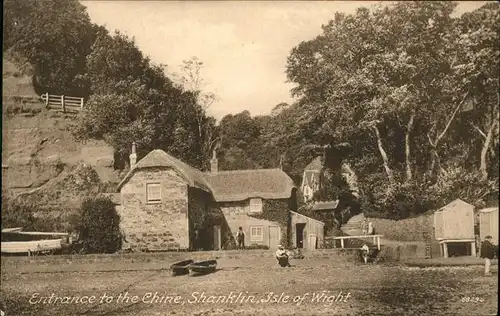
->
[249,198,263,213]
[250,226,264,242]
[146,182,162,204]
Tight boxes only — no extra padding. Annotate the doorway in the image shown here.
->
[296,223,306,249]
[213,225,221,250]
[269,226,280,249]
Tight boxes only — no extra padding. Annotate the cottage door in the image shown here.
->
[268,226,280,249]
[213,225,221,250]
[308,234,317,250]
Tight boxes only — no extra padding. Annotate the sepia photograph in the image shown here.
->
[1,1,499,315]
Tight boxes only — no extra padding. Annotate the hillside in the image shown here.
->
[2,56,121,203]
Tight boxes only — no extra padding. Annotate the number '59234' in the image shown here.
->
[461,297,485,303]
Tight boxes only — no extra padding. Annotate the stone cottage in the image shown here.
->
[116,143,322,252]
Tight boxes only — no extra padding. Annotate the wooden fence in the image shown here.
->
[41,93,84,112]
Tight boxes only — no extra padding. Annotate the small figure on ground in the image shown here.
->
[367,222,375,235]
[361,219,368,235]
[480,235,495,276]
[361,244,370,264]
[236,227,245,249]
[276,245,291,267]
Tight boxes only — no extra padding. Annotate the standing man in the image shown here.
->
[236,227,245,249]
[367,222,375,235]
[361,219,368,235]
[480,235,495,276]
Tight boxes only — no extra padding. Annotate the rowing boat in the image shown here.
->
[170,259,194,276]
[188,260,217,276]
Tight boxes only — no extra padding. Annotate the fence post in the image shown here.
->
[45,93,49,108]
[80,97,84,109]
[61,95,65,113]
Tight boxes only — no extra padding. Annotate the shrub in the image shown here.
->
[1,195,37,231]
[76,197,122,254]
[246,243,270,250]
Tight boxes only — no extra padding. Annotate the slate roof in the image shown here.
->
[311,200,340,211]
[304,157,323,172]
[117,150,211,191]
[205,169,296,202]
[302,170,320,188]
[117,149,295,202]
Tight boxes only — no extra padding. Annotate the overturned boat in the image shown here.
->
[170,259,195,276]
[188,260,217,276]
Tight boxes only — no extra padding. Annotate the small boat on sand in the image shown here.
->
[170,259,194,276]
[188,260,217,276]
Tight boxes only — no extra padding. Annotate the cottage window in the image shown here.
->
[146,183,161,203]
[249,198,263,213]
[250,226,264,242]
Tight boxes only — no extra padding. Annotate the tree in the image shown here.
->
[177,57,219,170]
[285,2,499,218]
[76,197,122,254]
[3,0,95,96]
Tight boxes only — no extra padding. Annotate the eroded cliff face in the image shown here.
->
[2,56,121,210]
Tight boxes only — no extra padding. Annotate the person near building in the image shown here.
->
[480,235,496,276]
[236,226,245,249]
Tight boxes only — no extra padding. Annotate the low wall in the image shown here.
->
[1,242,428,271]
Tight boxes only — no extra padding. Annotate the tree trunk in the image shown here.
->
[480,120,498,181]
[372,125,395,185]
[405,114,415,183]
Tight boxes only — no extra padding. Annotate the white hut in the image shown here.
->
[479,207,499,245]
[433,199,476,258]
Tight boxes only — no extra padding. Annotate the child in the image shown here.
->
[361,244,370,264]
[276,245,291,267]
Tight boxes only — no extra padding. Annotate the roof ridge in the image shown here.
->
[205,168,285,174]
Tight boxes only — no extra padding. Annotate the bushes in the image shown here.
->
[76,197,122,254]
[1,195,37,231]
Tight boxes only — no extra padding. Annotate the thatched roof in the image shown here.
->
[116,150,295,202]
[117,150,211,191]
[205,169,295,202]
[99,193,121,205]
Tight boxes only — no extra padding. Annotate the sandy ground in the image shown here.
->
[1,257,498,316]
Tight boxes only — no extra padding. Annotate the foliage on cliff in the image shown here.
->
[4,0,217,170]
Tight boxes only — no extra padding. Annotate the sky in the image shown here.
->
[81,1,488,121]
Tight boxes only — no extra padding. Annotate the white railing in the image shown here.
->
[328,234,384,250]
[41,93,84,112]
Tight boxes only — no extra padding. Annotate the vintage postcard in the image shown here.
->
[1,1,498,315]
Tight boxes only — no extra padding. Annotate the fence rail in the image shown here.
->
[41,93,85,112]
[326,234,384,250]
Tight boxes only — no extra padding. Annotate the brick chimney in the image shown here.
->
[210,148,218,173]
[130,142,137,169]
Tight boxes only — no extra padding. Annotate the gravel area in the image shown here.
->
[1,257,497,316]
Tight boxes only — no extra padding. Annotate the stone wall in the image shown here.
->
[366,213,441,257]
[366,213,434,242]
[119,168,190,251]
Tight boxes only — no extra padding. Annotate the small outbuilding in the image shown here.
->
[479,207,499,246]
[433,199,476,258]
[290,211,325,250]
